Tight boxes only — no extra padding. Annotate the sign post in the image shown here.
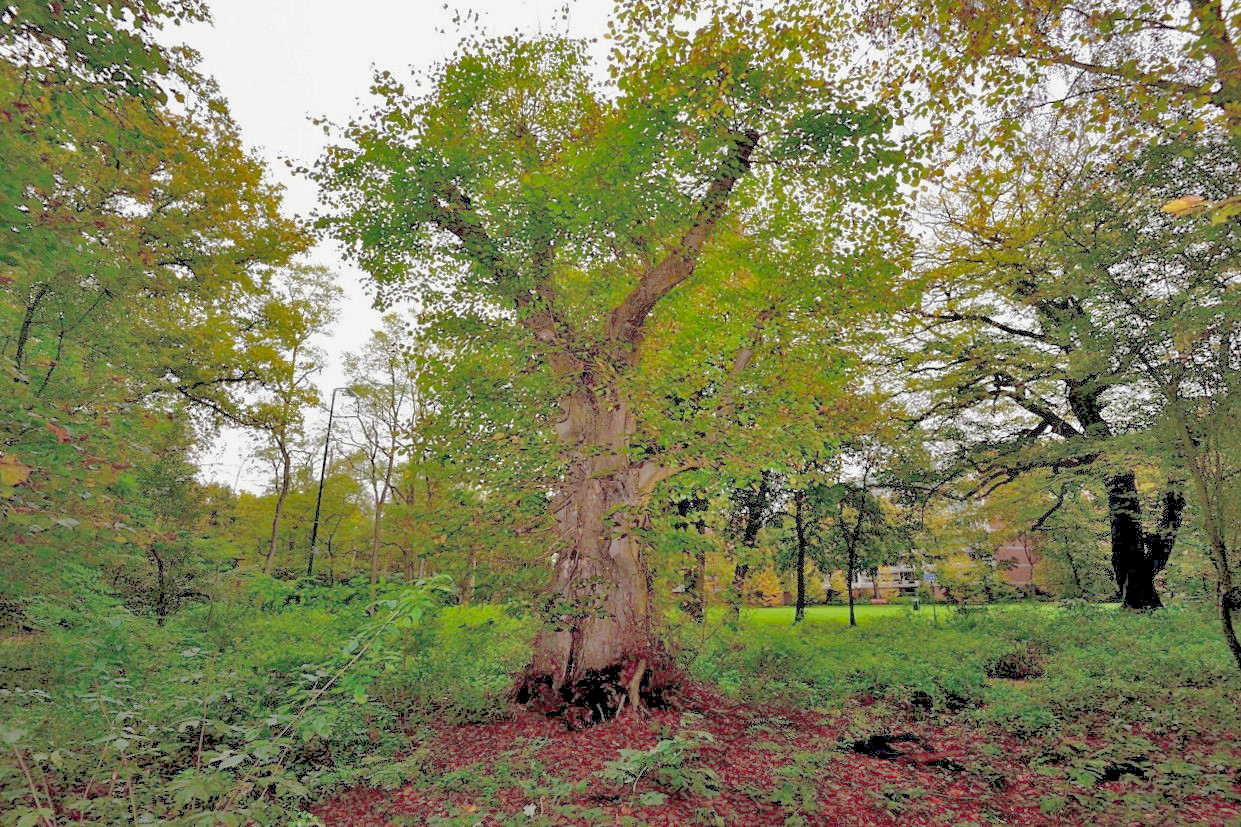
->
[923,571,937,623]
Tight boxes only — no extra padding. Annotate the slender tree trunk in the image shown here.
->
[794,489,806,624]
[730,563,749,618]
[14,283,50,372]
[1215,544,1241,672]
[150,544,168,626]
[847,554,856,628]
[729,473,770,618]
[369,497,386,609]
[463,547,476,606]
[263,448,291,574]
[676,497,707,622]
[691,545,706,622]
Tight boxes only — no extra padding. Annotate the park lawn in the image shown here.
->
[742,601,1124,628]
[744,603,922,626]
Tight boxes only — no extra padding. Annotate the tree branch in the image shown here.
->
[605,130,760,347]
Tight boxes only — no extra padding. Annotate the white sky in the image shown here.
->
[182,0,611,490]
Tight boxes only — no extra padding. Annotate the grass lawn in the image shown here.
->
[744,602,932,626]
[743,600,1123,627]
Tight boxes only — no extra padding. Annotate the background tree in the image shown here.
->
[248,267,339,574]
[342,315,425,606]
[895,121,1198,608]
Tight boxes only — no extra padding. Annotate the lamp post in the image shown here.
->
[307,386,350,577]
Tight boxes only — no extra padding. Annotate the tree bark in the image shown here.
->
[521,388,671,719]
[729,563,750,618]
[794,489,807,624]
[263,448,291,574]
[511,131,759,721]
[847,553,857,628]
[369,498,386,610]
[1105,473,1184,609]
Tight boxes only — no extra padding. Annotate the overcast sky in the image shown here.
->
[182,0,611,489]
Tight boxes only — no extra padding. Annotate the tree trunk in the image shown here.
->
[728,472,771,618]
[369,498,385,610]
[463,547,476,606]
[691,545,706,623]
[263,448,291,574]
[1067,381,1185,609]
[520,390,669,722]
[676,496,707,623]
[794,489,806,624]
[1106,473,1184,609]
[1218,568,1241,673]
[730,563,749,618]
[847,542,857,628]
[150,544,168,626]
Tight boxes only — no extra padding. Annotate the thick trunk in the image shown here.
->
[1067,382,1185,609]
[521,391,669,721]
[1106,473,1184,609]
[1106,472,1157,608]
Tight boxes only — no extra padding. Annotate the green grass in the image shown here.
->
[742,602,929,626]
[742,600,1122,627]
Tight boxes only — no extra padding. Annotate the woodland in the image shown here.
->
[4,0,1241,824]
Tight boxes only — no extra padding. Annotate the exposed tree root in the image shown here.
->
[512,655,678,729]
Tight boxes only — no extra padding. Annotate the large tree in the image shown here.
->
[895,124,1229,608]
[317,3,908,715]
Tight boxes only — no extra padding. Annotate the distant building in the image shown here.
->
[995,534,1038,593]
[829,534,1040,602]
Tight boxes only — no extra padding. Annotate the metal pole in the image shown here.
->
[307,387,344,577]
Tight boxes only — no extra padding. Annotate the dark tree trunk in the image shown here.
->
[1106,473,1184,609]
[847,557,856,628]
[794,489,806,624]
[728,473,771,617]
[263,448,291,574]
[1220,579,1241,673]
[692,545,706,622]
[1066,380,1185,609]
[150,544,168,626]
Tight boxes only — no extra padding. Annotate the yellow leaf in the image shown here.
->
[1161,194,1209,217]
[0,454,30,487]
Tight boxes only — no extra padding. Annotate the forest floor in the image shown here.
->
[7,583,1239,826]
[311,679,1241,826]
